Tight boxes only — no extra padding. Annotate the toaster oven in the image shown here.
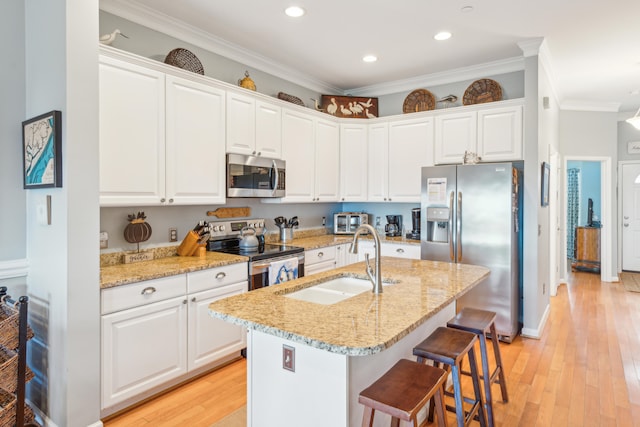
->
[333,212,371,234]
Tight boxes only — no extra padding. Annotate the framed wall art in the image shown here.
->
[22,110,62,189]
[320,95,378,119]
[541,161,550,207]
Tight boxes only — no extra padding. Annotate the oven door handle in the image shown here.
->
[252,254,305,270]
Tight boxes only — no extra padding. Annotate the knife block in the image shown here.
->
[177,230,201,256]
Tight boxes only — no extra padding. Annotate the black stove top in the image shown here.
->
[207,239,304,262]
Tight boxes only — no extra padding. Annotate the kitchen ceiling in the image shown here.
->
[101,0,640,113]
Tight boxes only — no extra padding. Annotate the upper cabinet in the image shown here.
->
[434,102,523,165]
[340,123,368,202]
[279,109,339,203]
[226,91,282,158]
[367,123,389,202]
[99,53,226,206]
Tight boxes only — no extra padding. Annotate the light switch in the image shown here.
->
[283,345,295,372]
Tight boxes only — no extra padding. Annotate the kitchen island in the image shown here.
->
[209,257,489,427]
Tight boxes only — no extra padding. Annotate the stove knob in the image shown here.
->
[219,225,226,232]
[211,225,219,232]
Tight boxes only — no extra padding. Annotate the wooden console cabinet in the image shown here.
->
[572,226,600,272]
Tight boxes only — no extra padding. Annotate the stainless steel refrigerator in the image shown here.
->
[421,162,522,342]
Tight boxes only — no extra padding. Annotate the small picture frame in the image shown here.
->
[627,141,640,154]
[22,110,62,189]
[541,161,550,207]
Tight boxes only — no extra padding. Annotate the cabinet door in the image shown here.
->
[434,112,477,165]
[388,118,434,202]
[336,243,359,267]
[281,109,316,202]
[188,282,247,371]
[102,296,187,409]
[99,56,165,206]
[255,100,282,158]
[356,240,377,262]
[477,105,523,161]
[226,92,256,155]
[340,123,368,201]
[165,76,226,205]
[315,119,340,202]
[367,123,389,202]
[381,243,420,259]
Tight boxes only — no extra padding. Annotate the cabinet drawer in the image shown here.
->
[381,243,421,260]
[101,275,187,315]
[306,246,337,265]
[187,262,248,294]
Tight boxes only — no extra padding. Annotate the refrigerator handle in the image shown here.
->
[448,191,455,261]
[457,191,462,262]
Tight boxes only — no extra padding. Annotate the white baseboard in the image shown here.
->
[521,303,550,339]
[0,258,29,280]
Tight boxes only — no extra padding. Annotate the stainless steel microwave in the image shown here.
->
[227,154,286,198]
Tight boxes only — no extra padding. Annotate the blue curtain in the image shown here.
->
[567,168,580,258]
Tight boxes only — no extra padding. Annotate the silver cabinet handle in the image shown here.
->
[624,216,629,219]
[448,191,454,261]
[141,286,156,295]
[624,223,629,227]
[271,159,279,197]
[160,198,166,203]
[215,272,226,279]
[457,191,462,262]
[396,248,405,253]
[318,252,324,258]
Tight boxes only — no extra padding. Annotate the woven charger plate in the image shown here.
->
[164,48,204,75]
[463,78,503,105]
[403,89,436,113]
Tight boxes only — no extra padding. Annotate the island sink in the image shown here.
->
[284,277,392,305]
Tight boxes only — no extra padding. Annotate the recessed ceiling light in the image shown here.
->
[285,6,305,17]
[461,5,474,13]
[362,55,377,63]
[434,31,452,41]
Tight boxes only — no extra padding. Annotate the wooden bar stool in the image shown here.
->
[413,327,487,427]
[359,359,448,427]
[447,308,508,427]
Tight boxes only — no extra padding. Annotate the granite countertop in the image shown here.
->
[287,233,421,251]
[208,258,489,356]
[100,252,248,289]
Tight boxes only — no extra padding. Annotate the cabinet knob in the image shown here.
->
[341,198,345,201]
[252,150,256,155]
[215,272,226,279]
[141,286,156,295]
[318,252,324,258]
[257,151,262,156]
[384,198,387,201]
[160,198,166,203]
[183,299,188,304]
[168,198,174,203]
[191,297,197,302]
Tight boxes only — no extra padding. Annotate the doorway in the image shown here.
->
[619,161,640,272]
[562,156,613,282]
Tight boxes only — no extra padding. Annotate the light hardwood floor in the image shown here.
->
[104,271,640,426]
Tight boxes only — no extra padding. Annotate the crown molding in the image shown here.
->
[100,0,342,94]
[560,99,621,112]
[345,56,525,97]
[517,37,545,57]
[537,39,562,107]
[0,259,29,280]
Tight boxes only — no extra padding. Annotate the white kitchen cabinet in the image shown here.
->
[336,243,359,267]
[280,109,339,203]
[99,55,166,206]
[477,105,523,161]
[388,118,434,202]
[187,282,247,371]
[101,294,188,409]
[305,246,338,275]
[355,240,377,262]
[434,102,523,164]
[165,75,226,205]
[434,111,477,165]
[99,52,227,206]
[340,123,368,202]
[226,92,282,158]
[367,122,389,202]
[380,243,421,260]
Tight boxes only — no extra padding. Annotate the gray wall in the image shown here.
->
[0,0,26,262]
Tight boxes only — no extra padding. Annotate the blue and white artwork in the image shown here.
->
[23,110,62,188]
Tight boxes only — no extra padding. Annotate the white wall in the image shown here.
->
[25,0,101,425]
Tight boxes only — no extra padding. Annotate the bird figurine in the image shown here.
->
[99,29,129,45]
[437,94,458,108]
[311,98,324,111]
[340,104,353,116]
[327,98,338,115]
[359,98,374,108]
[365,109,377,119]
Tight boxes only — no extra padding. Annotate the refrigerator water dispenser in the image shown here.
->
[426,207,449,243]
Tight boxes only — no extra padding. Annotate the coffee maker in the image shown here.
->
[384,215,402,237]
[406,208,421,240]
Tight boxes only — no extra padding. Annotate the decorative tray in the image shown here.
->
[463,79,502,105]
[403,89,436,113]
[277,92,305,106]
[164,48,204,75]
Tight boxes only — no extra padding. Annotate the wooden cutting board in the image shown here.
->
[206,207,251,218]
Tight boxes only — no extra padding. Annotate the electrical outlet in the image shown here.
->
[99,231,108,249]
[543,282,546,294]
[283,345,295,372]
[169,228,178,242]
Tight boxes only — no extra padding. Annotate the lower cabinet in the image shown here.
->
[305,246,338,275]
[101,263,247,413]
[356,241,420,261]
[336,243,358,267]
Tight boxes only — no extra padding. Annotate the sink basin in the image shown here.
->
[284,277,391,305]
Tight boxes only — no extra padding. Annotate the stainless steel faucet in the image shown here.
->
[349,224,383,294]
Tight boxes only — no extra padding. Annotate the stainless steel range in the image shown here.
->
[206,218,305,291]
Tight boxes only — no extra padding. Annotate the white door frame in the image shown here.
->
[617,160,640,273]
[549,152,559,296]
[562,156,614,282]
